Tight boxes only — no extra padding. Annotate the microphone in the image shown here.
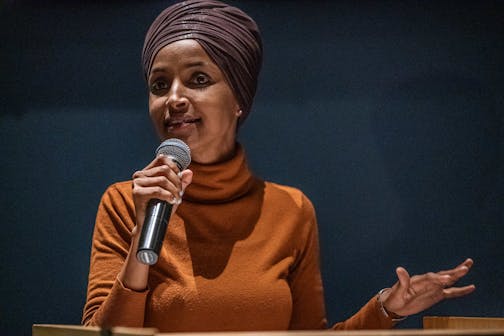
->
[136,138,191,265]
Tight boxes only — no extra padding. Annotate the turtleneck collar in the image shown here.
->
[183,143,257,204]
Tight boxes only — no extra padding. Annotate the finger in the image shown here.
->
[133,166,180,183]
[134,167,180,187]
[137,154,181,174]
[133,159,183,193]
[132,185,179,204]
[437,266,471,287]
[462,258,474,268]
[157,154,182,171]
[133,175,180,197]
[133,166,183,205]
[395,267,412,294]
[443,284,476,299]
[409,272,451,295]
[438,258,474,275]
[133,160,180,181]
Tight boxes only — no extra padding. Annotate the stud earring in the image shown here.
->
[236,109,243,117]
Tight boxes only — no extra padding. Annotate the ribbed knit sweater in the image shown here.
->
[82,144,393,331]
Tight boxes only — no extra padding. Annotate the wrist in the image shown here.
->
[377,288,407,322]
[119,241,150,292]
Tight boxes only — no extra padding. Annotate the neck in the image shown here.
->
[191,141,237,165]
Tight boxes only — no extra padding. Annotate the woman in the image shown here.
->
[82,0,475,331]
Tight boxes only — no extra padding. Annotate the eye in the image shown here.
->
[150,80,169,95]
[191,72,211,87]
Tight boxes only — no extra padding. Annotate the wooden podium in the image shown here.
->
[33,319,504,336]
[423,317,504,329]
[32,324,158,336]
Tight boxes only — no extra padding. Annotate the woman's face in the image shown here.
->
[148,39,240,164]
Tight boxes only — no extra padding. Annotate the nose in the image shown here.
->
[165,80,189,112]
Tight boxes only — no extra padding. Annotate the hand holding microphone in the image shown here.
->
[132,139,192,265]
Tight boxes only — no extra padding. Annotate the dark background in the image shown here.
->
[1,1,503,335]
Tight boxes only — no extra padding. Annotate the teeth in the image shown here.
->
[166,118,198,127]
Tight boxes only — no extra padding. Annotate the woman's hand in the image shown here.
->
[381,258,475,318]
[132,154,193,229]
[118,154,192,291]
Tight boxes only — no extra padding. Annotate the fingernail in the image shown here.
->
[177,172,183,178]
[179,190,184,197]
[167,194,177,205]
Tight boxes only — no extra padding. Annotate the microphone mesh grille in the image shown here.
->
[155,138,191,170]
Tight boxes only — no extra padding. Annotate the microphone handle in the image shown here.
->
[137,199,173,265]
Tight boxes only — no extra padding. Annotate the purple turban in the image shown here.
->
[142,0,263,127]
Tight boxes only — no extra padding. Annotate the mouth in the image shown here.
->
[165,117,201,130]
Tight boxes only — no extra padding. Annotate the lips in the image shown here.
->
[165,117,201,128]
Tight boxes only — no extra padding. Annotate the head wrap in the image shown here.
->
[142,0,263,127]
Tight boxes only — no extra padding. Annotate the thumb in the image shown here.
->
[395,267,411,293]
[172,169,193,214]
[180,169,193,195]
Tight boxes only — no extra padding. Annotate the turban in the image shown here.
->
[142,0,263,127]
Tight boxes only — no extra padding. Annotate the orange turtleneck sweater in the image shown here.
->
[82,144,394,331]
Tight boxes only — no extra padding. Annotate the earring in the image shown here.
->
[236,109,243,117]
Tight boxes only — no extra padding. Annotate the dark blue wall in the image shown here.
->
[1,1,503,335]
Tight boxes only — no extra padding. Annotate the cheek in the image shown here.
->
[213,109,239,134]
[216,91,240,122]
[148,98,166,134]
[149,96,164,117]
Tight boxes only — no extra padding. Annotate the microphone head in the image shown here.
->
[156,138,191,170]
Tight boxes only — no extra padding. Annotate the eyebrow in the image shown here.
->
[151,60,208,74]
[185,61,206,68]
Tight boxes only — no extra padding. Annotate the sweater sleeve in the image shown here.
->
[288,195,327,330]
[82,182,149,328]
[288,194,395,330]
[330,295,396,330]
